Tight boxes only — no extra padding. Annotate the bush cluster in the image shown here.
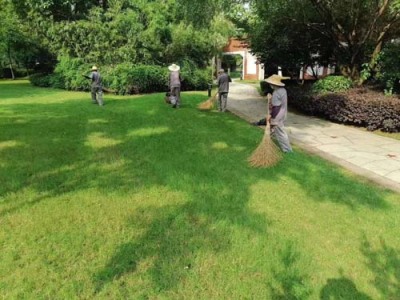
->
[29,56,210,94]
[288,86,400,132]
[312,76,352,93]
[101,63,168,95]
[29,73,53,87]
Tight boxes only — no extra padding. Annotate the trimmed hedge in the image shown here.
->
[288,86,400,132]
[30,56,210,94]
[29,73,53,87]
[101,63,168,95]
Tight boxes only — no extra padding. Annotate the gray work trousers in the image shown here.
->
[271,124,292,152]
[218,92,228,112]
[171,86,181,107]
[91,86,104,106]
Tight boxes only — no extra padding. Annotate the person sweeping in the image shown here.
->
[248,74,291,167]
[84,65,104,106]
[266,74,292,153]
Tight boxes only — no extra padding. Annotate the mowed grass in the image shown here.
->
[0,80,399,299]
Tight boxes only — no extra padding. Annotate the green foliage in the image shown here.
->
[11,0,234,69]
[30,56,209,93]
[251,0,400,81]
[183,68,211,91]
[29,73,53,87]
[312,76,352,94]
[0,0,48,78]
[54,56,89,91]
[101,62,137,95]
[105,64,168,94]
[251,0,334,72]
[376,42,400,95]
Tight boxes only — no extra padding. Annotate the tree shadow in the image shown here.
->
[320,276,372,300]
[275,151,391,210]
[0,84,394,296]
[268,241,312,300]
[360,236,400,299]
[93,204,236,293]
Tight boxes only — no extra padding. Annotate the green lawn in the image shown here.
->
[1,80,399,299]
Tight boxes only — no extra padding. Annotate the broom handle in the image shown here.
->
[264,93,272,134]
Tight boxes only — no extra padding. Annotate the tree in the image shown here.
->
[9,0,235,68]
[250,0,400,82]
[0,0,47,78]
[308,0,400,82]
[250,0,333,77]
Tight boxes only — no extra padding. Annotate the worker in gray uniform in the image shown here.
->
[85,65,104,106]
[265,74,292,153]
[168,64,182,108]
[217,68,232,112]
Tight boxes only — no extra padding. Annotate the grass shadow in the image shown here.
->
[0,82,396,297]
[320,276,372,300]
[275,151,391,210]
[360,236,400,299]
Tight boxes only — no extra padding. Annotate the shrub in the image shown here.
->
[54,56,89,91]
[103,64,168,94]
[30,55,209,94]
[177,59,211,91]
[312,76,352,93]
[182,68,210,91]
[29,73,53,87]
[129,65,168,93]
[288,86,400,132]
[101,62,135,95]
[49,73,66,89]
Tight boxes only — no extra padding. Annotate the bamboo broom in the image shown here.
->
[197,92,218,110]
[248,96,282,167]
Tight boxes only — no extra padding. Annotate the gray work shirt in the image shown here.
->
[217,73,232,93]
[169,71,181,88]
[270,87,288,126]
[90,71,102,87]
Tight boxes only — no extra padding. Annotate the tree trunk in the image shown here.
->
[358,21,394,85]
[9,64,15,80]
[8,44,15,80]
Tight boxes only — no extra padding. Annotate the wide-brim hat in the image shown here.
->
[265,74,288,87]
[218,68,225,73]
[91,65,98,71]
[168,64,180,71]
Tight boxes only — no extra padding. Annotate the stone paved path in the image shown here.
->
[227,81,400,193]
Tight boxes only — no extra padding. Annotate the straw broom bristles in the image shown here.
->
[248,95,282,167]
[248,124,282,167]
[198,93,218,110]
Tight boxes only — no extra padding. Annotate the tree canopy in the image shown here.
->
[2,0,399,88]
[249,0,400,81]
[5,0,237,69]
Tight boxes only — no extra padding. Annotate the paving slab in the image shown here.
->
[227,81,400,193]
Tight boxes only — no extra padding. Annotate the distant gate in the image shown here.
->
[222,38,264,80]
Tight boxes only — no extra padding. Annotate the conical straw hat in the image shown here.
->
[265,74,287,87]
